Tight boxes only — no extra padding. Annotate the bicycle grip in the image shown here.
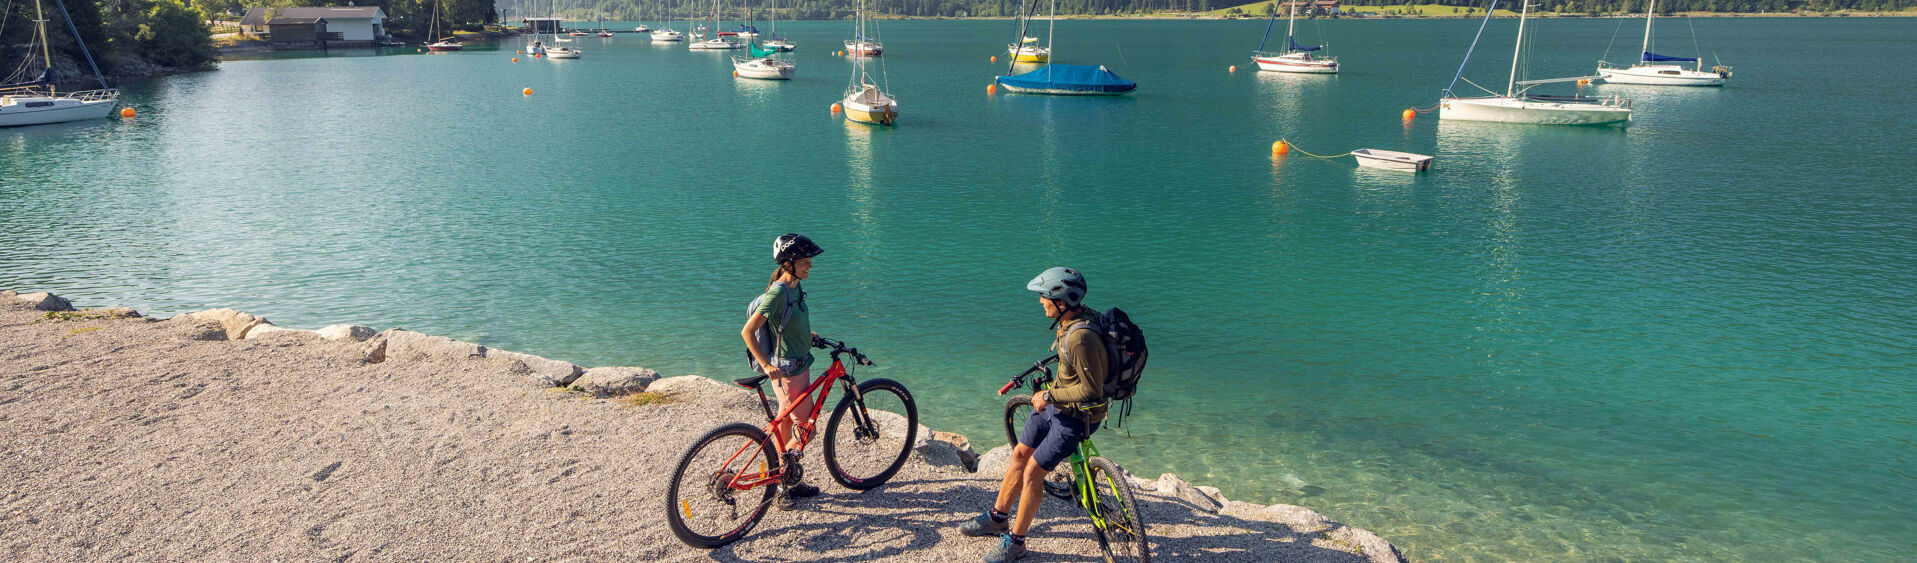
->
[997,380,1017,396]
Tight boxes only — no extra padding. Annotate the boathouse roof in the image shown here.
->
[242,6,384,26]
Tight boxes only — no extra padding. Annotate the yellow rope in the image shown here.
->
[1281,139,1352,159]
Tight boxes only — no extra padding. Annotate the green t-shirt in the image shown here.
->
[756,282,813,373]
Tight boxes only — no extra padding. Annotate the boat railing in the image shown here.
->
[65,89,119,102]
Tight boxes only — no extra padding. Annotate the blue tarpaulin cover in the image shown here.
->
[1288,37,1322,52]
[995,64,1137,94]
[1642,51,1698,62]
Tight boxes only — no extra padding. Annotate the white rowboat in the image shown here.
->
[1352,149,1434,172]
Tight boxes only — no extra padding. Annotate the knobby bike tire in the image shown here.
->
[1001,394,1079,501]
[1087,456,1151,563]
[822,378,917,490]
[664,422,780,549]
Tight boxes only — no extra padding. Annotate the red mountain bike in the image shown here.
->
[665,336,918,548]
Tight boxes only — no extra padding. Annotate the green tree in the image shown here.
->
[133,0,214,67]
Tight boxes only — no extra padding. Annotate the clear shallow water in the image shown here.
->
[4,17,1914,561]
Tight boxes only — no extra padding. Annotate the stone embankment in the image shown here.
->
[1,289,1407,562]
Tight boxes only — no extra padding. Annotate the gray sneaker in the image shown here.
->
[959,510,1009,537]
[982,533,1027,563]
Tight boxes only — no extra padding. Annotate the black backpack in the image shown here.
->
[1062,307,1148,427]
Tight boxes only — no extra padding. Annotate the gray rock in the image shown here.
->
[570,366,658,398]
[316,324,376,341]
[1196,485,1228,504]
[14,292,74,312]
[381,329,485,361]
[1156,473,1221,513]
[491,350,585,387]
[923,430,979,472]
[976,445,1015,476]
[185,308,268,340]
[243,324,319,339]
[645,376,760,412]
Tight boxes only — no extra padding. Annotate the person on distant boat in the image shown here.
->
[740,233,826,510]
[958,267,1109,563]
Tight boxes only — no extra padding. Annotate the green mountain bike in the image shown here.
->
[997,355,1151,563]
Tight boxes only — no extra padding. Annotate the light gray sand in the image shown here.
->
[0,292,1406,562]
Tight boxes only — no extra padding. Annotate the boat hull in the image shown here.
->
[650,31,683,41]
[1352,149,1434,172]
[1439,97,1631,126]
[546,48,581,59]
[426,43,463,51]
[993,82,1133,95]
[1598,65,1727,86]
[763,40,795,51]
[842,91,897,126]
[733,59,795,80]
[844,41,882,56]
[0,96,116,128]
[690,40,742,50]
[1252,56,1337,74]
[1008,45,1049,63]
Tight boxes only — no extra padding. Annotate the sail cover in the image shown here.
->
[750,42,779,57]
[1642,51,1698,62]
[995,64,1137,95]
[1287,37,1322,52]
[0,69,51,91]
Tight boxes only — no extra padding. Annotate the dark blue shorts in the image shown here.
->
[1018,406,1100,471]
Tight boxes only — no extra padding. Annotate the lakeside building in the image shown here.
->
[240,6,387,49]
[521,17,566,34]
[1279,0,1341,15]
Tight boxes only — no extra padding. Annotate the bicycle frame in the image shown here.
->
[718,349,868,491]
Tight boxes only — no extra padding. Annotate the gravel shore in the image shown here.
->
[0,290,1407,562]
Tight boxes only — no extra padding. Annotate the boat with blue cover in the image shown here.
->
[994,64,1136,96]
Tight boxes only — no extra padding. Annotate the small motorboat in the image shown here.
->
[546,46,582,59]
[651,28,685,41]
[568,31,588,37]
[1352,149,1434,172]
[634,25,651,32]
[598,31,614,38]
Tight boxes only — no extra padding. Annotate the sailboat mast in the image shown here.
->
[1641,0,1654,58]
[33,0,52,73]
[1047,0,1055,53]
[1286,1,1296,50]
[1507,0,1528,97]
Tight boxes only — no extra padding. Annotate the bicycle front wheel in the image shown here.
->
[823,378,917,490]
[664,422,779,549]
[1002,394,1034,448]
[1088,456,1151,563]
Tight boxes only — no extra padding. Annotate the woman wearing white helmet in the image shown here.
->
[741,233,826,510]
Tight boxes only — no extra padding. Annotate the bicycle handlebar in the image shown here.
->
[812,335,875,366]
[996,355,1059,396]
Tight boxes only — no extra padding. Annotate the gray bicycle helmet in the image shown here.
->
[1027,267,1087,308]
[773,233,824,264]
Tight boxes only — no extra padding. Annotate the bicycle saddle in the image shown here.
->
[733,374,770,388]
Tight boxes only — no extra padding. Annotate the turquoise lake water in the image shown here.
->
[4,17,1914,561]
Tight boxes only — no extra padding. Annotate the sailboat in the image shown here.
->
[650,6,683,40]
[597,14,613,37]
[546,1,583,57]
[1439,0,1629,125]
[425,0,462,51]
[840,0,896,125]
[733,38,796,79]
[842,2,882,57]
[690,0,743,49]
[993,0,1135,96]
[1251,2,1335,73]
[1007,0,1051,63]
[762,0,796,51]
[0,0,117,127]
[524,0,548,55]
[729,8,760,38]
[1596,0,1730,86]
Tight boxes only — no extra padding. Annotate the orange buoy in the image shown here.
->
[522,87,534,95]
[119,107,135,118]
[1402,109,1416,120]
[517,50,523,54]
[512,57,519,62]
[988,84,999,95]
[991,55,998,62]
[830,103,843,113]
[733,70,739,77]
[1577,78,1591,86]
[1229,65,1237,72]
[1272,140,1290,155]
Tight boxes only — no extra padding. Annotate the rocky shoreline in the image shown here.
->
[1,289,1407,562]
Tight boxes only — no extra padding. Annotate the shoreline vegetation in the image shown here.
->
[1,288,1409,561]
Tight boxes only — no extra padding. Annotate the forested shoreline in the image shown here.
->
[494,0,1916,20]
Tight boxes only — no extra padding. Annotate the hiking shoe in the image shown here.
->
[776,482,820,511]
[959,511,1009,537]
[982,533,1027,563]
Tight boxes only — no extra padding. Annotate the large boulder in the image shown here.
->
[916,430,979,472]
[380,329,486,361]
[1155,473,1221,513]
[12,291,74,311]
[316,324,376,341]
[186,308,268,340]
[976,445,1015,476]
[570,366,659,398]
[491,350,584,387]
[646,376,762,414]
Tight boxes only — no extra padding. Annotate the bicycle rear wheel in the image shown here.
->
[823,378,917,490]
[664,422,779,549]
[1088,456,1151,563]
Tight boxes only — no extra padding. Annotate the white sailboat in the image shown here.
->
[1439,0,1630,126]
[840,0,896,125]
[0,0,117,127]
[761,0,796,51]
[424,0,463,51]
[649,7,684,41]
[524,0,549,55]
[843,0,882,57]
[545,1,582,58]
[1251,2,1336,74]
[1596,0,1730,86]
[689,0,742,50]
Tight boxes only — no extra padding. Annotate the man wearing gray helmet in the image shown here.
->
[958,267,1109,562]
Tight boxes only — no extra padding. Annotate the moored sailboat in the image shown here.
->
[993,0,1135,96]
[1439,0,1629,126]
[424,0,463,51]
[761,0,796,51]
[840,0,896,125]
[1251,2,1335,74]
[1595,0,1730,86]
[733,41,795,80]
[0,0,117,127]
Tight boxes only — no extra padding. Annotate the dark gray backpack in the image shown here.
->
[1061,308,1149,427]
[743,283,799,374]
